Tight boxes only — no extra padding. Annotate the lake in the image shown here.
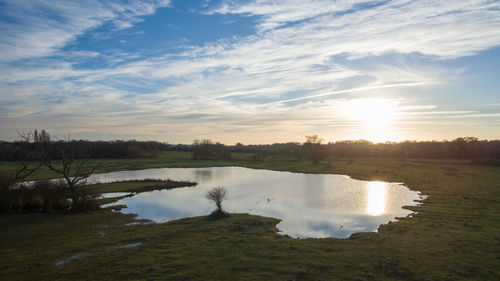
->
[93,166,424,238]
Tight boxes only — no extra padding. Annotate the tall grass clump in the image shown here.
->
[0,173,100,213]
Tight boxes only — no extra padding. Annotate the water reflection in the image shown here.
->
[366,181,387,216]
[195,170,213,182]
[95,167,423,238]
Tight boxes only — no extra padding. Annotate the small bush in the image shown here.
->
[208,209,230,220]
[71,186,101,211]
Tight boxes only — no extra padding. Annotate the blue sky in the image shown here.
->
[0,0,499,144]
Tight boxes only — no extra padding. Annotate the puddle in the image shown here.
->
[54,252,91,266]
[125,222,154,226]
[111,242,142,250]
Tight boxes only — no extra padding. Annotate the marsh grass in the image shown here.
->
[90,178,197,194]
[1,153,499,280]
[0,176,70,212]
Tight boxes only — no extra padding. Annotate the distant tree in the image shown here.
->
[303,135,326,163]
[206,186,229,218]
[192,139,231,160]
[193,139,210,160]
[286,142,305,160]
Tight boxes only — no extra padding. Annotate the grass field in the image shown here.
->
[1,152,499,280]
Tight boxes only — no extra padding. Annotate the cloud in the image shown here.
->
[211,0,368,31]
[260,82,434,106]
[212,0,500,58]
[446,113,500,118]
[1,0,499,142]
[0,0,170,62]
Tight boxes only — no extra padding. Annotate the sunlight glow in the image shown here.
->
[352,99,398,125]
[366,181,387,216]
[349,99,399,143]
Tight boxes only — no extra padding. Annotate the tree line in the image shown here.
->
[1,134,499,162]
[0,139,169,160]
[186,136,500,161]
[325,138,500,159]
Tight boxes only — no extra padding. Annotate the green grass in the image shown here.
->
[1,153,500,280]
[92,179,197,205]
[91,179,197,194]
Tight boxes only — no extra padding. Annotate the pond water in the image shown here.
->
[94,167,424,238]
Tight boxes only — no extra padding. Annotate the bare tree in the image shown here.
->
[206,186,228,218]
[35,130,98,210]
[9,130,43,182]
[0,130,44,212]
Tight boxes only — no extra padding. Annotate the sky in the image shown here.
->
[0,0,499,144]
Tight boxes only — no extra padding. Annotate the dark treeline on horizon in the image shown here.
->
[1,136,500,161]
[0,139,169,161]
[223,137,500,160]
[168,137,500,161]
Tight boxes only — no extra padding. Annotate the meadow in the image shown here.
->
[1,151,499,280]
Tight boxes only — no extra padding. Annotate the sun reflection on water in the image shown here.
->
[366,181,387,216]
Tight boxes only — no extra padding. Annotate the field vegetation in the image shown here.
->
[1,150,499,280]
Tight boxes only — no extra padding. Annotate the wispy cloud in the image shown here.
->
[0,0,170,62]
[211,0,368,31]
[446,113,500,118]
[0,0,499,142]
[212,0,500,58]
[261,82,435,106]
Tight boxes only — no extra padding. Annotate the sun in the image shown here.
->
[351,99,398,125]
[345,98,399,143]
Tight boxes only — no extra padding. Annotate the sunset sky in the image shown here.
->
[1,0,499,144]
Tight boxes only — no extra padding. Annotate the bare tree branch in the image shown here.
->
[34,130,98,209]
[9,130,43,182]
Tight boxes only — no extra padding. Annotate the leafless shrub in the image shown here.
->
[206,186,229,219]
